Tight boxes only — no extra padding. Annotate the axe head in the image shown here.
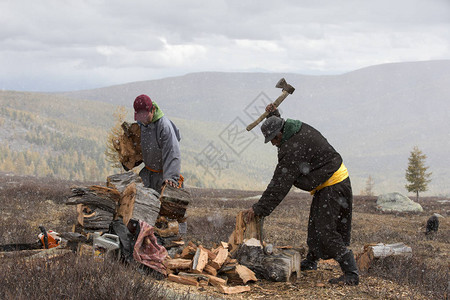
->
[276,78,295,94]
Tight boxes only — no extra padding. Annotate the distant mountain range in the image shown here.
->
[2,60,449,195]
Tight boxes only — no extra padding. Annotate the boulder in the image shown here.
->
[376,192,423,213]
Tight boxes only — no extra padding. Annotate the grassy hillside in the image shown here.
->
[59,61,450,195]
[0,90,276,189]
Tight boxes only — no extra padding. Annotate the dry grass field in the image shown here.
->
[0,173,448,299]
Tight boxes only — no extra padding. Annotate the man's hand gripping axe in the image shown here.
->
[246,78,295,131]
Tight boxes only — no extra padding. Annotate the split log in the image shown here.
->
[178,272,210,283]
[191,247,209,273]
[198,245,216,261]
[115,182,136,225]
[356,246,375,272]
[159,185,191,220]
[203,274,227,286]
[168,274,199,287]
[210,247,229,270]
[235,238,300,282]
[107,172,160,226]
[224,264,257,285]
[165,258,192,270]
[114,121,142,171]
[228,211,263,252]
[203,264,218,276]
[215,285,250,295]
[181,245,197,259]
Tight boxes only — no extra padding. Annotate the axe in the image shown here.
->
[246,78,295,131]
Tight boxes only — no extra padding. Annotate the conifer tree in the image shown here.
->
[405,146,432,201]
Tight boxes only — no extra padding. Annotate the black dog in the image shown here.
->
[425,215,439,235]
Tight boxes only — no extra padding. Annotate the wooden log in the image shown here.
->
[215,285,250,295]
[116,181,136,225]
[115,122,142,171]
[210,247,229,270]
[203,274,227,286]
[235,238,300,282]
[165,258,192,270]
[198,245,216,261]
[356,246,375,272]
[178,272,210,283]
[107,172,161,226]
[168,274,199,287]
[228,211,262,252]
[181,245,197,259]
[224,264,258,285]
[356,243,412,272]
[192,247,209,274]
[203,264,218,276]
[154,220,179,238]
[82,208,114,230]
[107,171,141,192]
[67,185,119,213]
[159,185,191,220]
[370,243,412,258]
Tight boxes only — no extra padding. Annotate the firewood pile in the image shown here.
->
[64,171,304,295]
[165,240,257,294]
[66,171,188,235]
[162,211,302,294]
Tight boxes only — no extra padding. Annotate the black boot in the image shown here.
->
[301,252,318,271]
[329,250,359,286]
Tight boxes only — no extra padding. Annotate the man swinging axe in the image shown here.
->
[243,78,359,286]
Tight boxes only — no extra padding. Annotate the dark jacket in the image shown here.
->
[252,122,342,216]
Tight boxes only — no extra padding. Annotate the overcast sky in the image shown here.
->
[1,0,449,92]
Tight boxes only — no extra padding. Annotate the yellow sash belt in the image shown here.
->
[310,163,349,195]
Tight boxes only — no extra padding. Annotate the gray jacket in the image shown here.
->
[139,116,181,183]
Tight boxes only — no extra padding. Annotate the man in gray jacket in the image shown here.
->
[133,94,182,193]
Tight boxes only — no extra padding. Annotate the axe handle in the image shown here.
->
[246,90,289,131]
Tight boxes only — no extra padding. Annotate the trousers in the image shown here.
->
[306,177,353,261]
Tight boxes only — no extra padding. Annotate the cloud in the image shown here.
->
[0,0,449,91]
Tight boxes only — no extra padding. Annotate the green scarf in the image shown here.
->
[281,119,302,145]
[151,102,165,123]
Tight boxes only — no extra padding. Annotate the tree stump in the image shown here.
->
[234,238,300,282]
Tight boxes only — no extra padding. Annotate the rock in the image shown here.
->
[376,192,423,212]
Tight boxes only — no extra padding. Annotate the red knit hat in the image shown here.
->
[134,94,153,122]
